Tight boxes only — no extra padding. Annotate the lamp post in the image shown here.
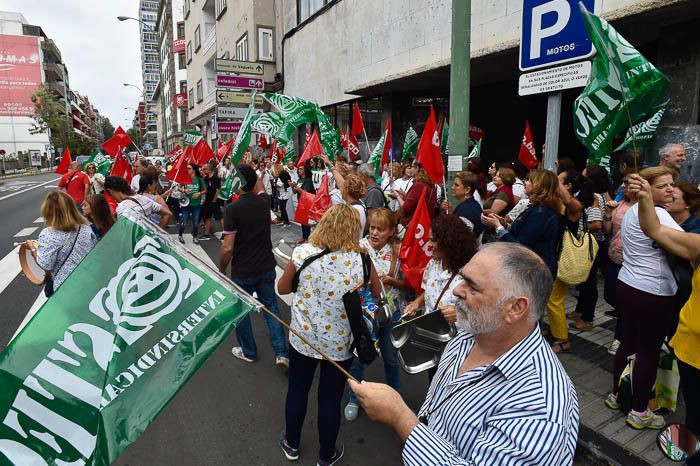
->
[117,15,166,153]
[123,83,146,154]
[124,107,142,149]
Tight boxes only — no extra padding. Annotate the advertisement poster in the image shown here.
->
[0,34,42,117]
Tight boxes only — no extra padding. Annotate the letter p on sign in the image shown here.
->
[530,0,570,60]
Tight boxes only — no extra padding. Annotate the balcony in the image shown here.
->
[42,39,62,62]
[47,81,66,98]
[204,90,216,109]
[202,31,216,56]
[44,63,65,82]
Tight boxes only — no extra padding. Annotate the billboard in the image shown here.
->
[0,34,42,117]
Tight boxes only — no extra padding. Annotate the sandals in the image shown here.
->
[550,340,571,353]
[570,318,593,331]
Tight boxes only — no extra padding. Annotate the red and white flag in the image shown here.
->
[518,121,539,169]
[341,129,361,161]
[54,148,72,175]
[217,139,234,161]
[269,140,280,165]
[399,190,433,292]
[166,145,183,164]
[102,126,133,158]
[415,105,443,185]
[166,146,193,185]
[381,118,392,165]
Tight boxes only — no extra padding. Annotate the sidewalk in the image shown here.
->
[271,221,683,466]
[0,167,52,180]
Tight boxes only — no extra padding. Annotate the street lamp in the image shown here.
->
[123,83,147,154]
[117,15,165,152]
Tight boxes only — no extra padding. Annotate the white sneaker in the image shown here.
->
[607,339,621,356]
[276,356,289,373]
[231,346,255,363]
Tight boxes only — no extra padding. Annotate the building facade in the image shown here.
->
[139,0,161,152]
[281,0,700,177]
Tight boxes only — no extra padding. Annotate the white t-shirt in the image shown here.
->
[617,204,683,296]
[351,202,367,240]
[422,259,462,313]
[130,174,141,193]
[116,194,162,220]
[512,178,526,201]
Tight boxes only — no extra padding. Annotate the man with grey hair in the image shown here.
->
[350,243,579,465]
[358,162,387,213]
[659,143,689,183]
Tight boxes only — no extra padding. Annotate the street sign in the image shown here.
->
[518,61,591,96]
[519,0,596,71]
[215,59,264,75]
[173,92,188,108]
[217,105,263,120]
[217,121,242,134]
[216,90,264,106]
[216,75,264,90]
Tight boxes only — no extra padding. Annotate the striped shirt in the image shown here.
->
[403,325,579,465]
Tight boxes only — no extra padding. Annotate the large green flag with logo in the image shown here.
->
[615,100,669,152]
[85,150,111,176]
[368,133,387,177]
[251,112,296,146]
[218,166,246,201]
[230,91,259,166]
[0,215,258,465]
[403,126,419,158]
[183,130,203,147]
[282,142,296,164]
[573,4,669,164]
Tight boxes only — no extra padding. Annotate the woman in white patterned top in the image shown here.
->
[277,204,380,465]
[29,191,97,296]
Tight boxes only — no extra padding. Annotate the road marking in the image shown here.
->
[0,178,60,201]
[0,246,21,296]
[44,185,58,189]
[33,217,44,223]
[11,291,47,343]
[14,227,38,237]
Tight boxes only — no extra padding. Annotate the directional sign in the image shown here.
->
[217,105,263,120]
[519,0,596,71]
[216,90,264,106]
[216,75,264,90]
[215,59,264,75]
[518,61,591,96]
[217,121,242,134]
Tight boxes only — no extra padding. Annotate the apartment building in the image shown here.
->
[139,0,161,151]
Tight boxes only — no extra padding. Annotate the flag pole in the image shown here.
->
[259,306,358,382]
[362,127,371,163]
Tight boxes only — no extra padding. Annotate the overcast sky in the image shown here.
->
[3,0,143,130]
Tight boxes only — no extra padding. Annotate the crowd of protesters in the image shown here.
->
[27,139,700,465]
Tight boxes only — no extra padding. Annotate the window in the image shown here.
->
[186,41,192,64]
[145,63,159,71]
[194,26,201,52]
[216,0,227,18]
[188,88,194,109]
[144,72,159,82]
[298,0,330,23]
[143,32,157,43]
[184,0,190,19]
[141,12,156,22]
[144,43,158,52]
[178,52,186,70]
[236,34,248,61]
[142,1,158,10]
[180,81,187,94]
[177,21,185,39]
[258,27,274,61]
[196,80,203,103]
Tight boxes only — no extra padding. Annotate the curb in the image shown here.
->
[0,169,53,181]
[577,424,651,466]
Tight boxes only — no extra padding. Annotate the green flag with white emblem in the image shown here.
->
[573,4,670,164]
[403,126,419,158]
[230,91,259,165]
[0,215,258,465]
[218,165,246,201]
[282,142,296,164]
[467,139,481,160]
[85,150,111,176]
[614,100,669,152]
[263,93,318,128]
[251,112,296,146]
[368,133,387,177]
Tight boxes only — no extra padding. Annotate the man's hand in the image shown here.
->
[439,304,457,323]
[348,380,419,441]
[403,300,420,317]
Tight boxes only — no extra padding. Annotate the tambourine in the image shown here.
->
[18,241,48,285]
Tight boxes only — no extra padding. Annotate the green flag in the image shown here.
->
[282,142,296,164]
[0,215,258,465]
[263,93,317,127]
[251,112,296,146]
[85,150,111,176]
[614,100,669,152]
[218,166,246,200]
[230,91,259,165]
[573,4,670,164]
[403,126,419,157]
[183,130,203,147]
[368,133,387,177]
[315,106,341,160]
[440,120,449,155]
[467,139,481,160]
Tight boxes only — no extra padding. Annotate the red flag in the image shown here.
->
[217,140,223,150]
[351,103,364,136]
[381,118,392,165]
[309,174,332,222]
[258,133,268,149]
[469,124,486,141]
[166,145,183,164]
[297,129,322,167]
[192,138,215,166]
[399,190,432,292]
[294,190,316,225]
[415,106,443,185]
[110,152,133,183]
[166,146,193,185]
[102,126,133,157]
[304,127,311,147]
[54,148,72,174]
[518,121,539,169]
[340,129,348,150]
[269,140,280,165]
[217,139,234,161]
[347,131,360,161]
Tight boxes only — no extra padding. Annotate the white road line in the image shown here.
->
[0,246,21,296]
[33,217,44,223]
[14,227,38,237]
[11,291,47,343]
[0,178,60,201]
[43,185,58,189]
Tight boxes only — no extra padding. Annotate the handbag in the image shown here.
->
[44,229,81,298]
[556,214,599,285]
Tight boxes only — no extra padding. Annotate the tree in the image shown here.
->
[127,127,141,149]
[102,118,115,140]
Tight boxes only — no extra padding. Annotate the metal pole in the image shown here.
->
[447,0,471,206]
[544,92,561,172]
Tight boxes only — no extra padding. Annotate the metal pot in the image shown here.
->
[391,311,456,374]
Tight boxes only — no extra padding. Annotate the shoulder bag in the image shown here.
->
[556,213,599,285]
[44,228,81,297]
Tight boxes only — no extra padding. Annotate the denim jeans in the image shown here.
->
[232,269,288,359]
[179,205,201,237]
[348,312,401,404]
[285,346,353,462]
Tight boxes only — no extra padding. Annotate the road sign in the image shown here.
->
[518,61,591,96]
[215,59,264,75]
[519,0,595,71]
[216,75,264,90]
[216,90,264,106]
[217,121,242,134]
[217,105,263,120]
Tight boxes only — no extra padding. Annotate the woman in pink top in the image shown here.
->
[602,169,636,356]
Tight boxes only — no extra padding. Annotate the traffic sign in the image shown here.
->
[216,90,264,105]
[518,61,591,96]
[218,121,242,134]
[216,75,264,90]
[519,0,595,71]
[215,59,264,75]
[217,106,263,120]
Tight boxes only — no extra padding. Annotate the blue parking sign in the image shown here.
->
[520,0,596,71]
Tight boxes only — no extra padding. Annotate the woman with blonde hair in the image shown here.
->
[28,190,98,297]
[277,204,380,465]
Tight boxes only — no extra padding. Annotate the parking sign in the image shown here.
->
[520,0,596,71]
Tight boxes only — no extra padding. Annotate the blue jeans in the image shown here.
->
[232,269,288,359]
[348,313,401,404]
[179,205,201,237]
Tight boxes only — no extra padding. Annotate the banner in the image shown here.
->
[399,190,432,292]
[518,121,539,169]
[614,100,669,152]
[0,34,42,117]
[183,130,203,147]
[85,150,111,176]
[403,126,419,158]
[0,215,258,465]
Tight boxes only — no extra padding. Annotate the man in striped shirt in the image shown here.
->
[350,243,579,465]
